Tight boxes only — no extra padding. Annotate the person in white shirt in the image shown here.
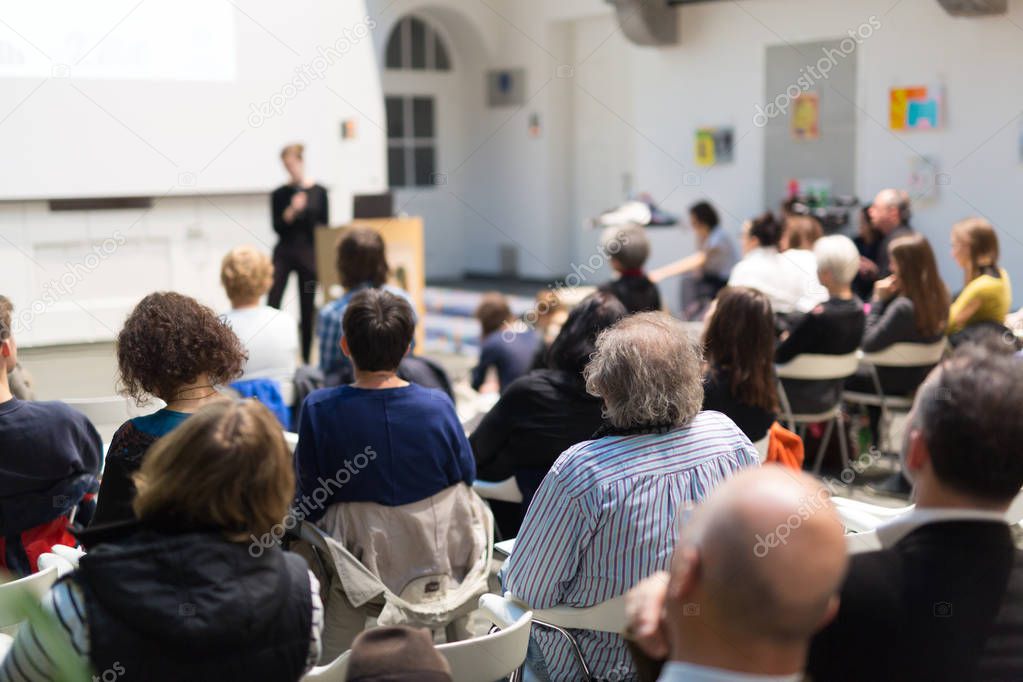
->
[625,466,848,682]
[728,212,825,315]
[221,245,299,382]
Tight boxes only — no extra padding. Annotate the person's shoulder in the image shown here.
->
[318,297,347,320]
[406,383,457,412]
[304,385,348,409]
[690,409,746,434]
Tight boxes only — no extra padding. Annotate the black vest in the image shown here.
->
[72,527,313,682]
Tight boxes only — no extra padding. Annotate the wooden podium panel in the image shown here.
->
[314,217,426,349]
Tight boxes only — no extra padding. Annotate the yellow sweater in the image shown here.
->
[948,268,1012,334]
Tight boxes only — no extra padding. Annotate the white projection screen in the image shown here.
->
[0,0,384,200]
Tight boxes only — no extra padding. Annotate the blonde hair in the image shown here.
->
[0,295,11,340]
[952,217,1000,285]
[280,143,304,161]
[132,400,294,541]
[221,246,274,305]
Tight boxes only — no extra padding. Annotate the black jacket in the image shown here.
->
[599,274,662,314]
[807,520,1023,682]
[73,524,314,682]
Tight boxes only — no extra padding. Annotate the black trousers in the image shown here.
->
[268,239,317,363]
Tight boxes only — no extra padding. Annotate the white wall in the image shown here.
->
[4,0,387,346]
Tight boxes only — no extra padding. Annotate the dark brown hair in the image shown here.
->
[117,292,245,403]
[747,212,783,248]
[703,287,778,412]
[343,289,415,372]
[337,228,389,290]
[888,234,950,337]
[133,399,293,540]
[476,292,512,337]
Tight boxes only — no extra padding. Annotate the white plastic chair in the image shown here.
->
[472,477,524,504]
[842,341,946,450]
[37,553,75,578]
[302,593,533,682]
[50,545,86,569]
[845,529,881,554]
[775,352,861,475]
[0,566,59,634]
[507,592,626,680]
[753,435,770,463]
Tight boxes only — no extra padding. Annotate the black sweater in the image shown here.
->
[271,184,329,245]
[857,295,943,395]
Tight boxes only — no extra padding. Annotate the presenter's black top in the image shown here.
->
[271,184,329,245]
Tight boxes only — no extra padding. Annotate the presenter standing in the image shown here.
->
[268,144,329,364]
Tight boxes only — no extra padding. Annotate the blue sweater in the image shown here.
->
[294,383,475,521]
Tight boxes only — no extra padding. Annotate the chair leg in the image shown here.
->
[813,419,835,476]
[836,414,850,473]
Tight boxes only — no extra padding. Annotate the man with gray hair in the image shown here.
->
[502,312,758,681]
[868,187,913,279]
[625,467,848,681]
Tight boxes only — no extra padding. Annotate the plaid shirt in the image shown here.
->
[316,284,416,375]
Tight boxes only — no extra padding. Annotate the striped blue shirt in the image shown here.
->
[502,411,759,681]
[316,283,415,376]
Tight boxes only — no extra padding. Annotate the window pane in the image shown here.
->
[385,97,404,139]
[435,36,450,71]
[413,146,435,186]
[388,146,406,187]
[385,24,403,68]
[412,98,434,138]
[410,18,426,69]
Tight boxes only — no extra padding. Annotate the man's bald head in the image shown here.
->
[668,467,848,643]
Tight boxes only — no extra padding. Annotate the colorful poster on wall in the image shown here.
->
[791,92,820,140]
[890,85,944,131]
[695,127,735,167]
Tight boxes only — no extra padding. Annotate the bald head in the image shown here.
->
[669,467,847,643]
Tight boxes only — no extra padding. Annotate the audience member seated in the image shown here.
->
[775,235,865,416]
[221,245,299,426]
[8,362,34,400]
[849,233,949,396]
[502,312,758,681]
[729,212,823,316]
[852,205,883,300]
[649,201,738,319]
[2,399,323,682]
[807,348,1023,681]
[470,292,627,535]
[317,227,415,384]
[868,188,914,279]
[781,214,828,304]
[528,289,566,369]
[0,295,101,575]
[91,292,245,526]
[948,217,1011,336]
[702,287,778,443]
[295,289,474,517]
[345,626,452,682]
[598,225,661,314]
[624,467,847,682]
[470,292,539,394]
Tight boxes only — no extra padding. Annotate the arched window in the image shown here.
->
[384,15,451,71]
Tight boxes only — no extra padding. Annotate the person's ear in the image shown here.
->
[340,336,351,359]
[817,594,841,630]
[904,427,930,473]
[1,338,10,358]
[405,342,412,358]
[666,545,701,603]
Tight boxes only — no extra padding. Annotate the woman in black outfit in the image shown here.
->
[269,144,329,363]
[702,287,778,443]
[469,292,627,537]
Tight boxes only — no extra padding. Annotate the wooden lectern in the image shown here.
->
[314,217,426,349]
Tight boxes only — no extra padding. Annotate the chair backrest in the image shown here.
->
[775,352,861,381]
[37,554,75,578]
[0,566,59,630]
[472,477,524,504]
[302,594,533,682]
[510,591,625,634]
[845,530,881,554]
[753,435,770,463]
[861,340,946,368]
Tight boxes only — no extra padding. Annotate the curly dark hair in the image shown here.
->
[117,292,246,404]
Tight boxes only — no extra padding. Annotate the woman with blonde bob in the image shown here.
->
[948,217,1011,334]
[4,400,324,682]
